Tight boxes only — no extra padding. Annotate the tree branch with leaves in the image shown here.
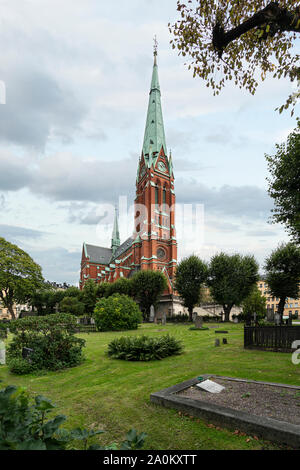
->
[169,0,300,114]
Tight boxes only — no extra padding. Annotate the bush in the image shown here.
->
[107,334,183,361]
[59,296,85,316]
[7,314,85,374]
[0,384,146,450]
[0,322,7,340]
[93,294,142,332]
[7,358,34,375]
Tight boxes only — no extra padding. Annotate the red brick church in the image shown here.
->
[80,48,179,313]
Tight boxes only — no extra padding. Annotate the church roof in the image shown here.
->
[142,52,167,163]
[84,243,112,265]
[112,236,134,261]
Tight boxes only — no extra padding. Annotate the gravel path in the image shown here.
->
[177,378,300,425]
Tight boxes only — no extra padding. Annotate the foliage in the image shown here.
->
[208,252,259,321]
[59,296,85,317]
[96,282,111,299]
[0,384,146,450]
[0,322,7,340]
[30,288,66,316]
[7,314,85,373]
[169,0,300,114]
[131,271,168,320]
[81,279,97,316]
[174,255,208,321]
[93,294,142,332]
[0,237,44,319]
[264,242,300,319]
[105,278,133,298]
[266,119,300,243]
[241,286,267,322]
[107,334,183,361]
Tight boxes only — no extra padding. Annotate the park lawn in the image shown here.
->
[0,323,299,450]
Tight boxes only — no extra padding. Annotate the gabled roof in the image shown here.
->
[112,236,134,261]
[84,243,112,265]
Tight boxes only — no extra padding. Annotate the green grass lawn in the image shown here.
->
[0,323,299,450]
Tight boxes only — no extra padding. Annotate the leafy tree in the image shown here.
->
[174,255,208,321]
[105,278,133,298]
[0,238,44,319]
[59,296,85,317]
[169,0,300,114]
[29,288,66,316]
[64,286,82,299]
[266,119,300,243]
[264,242,300,321]
[241,285,267,323]
[96,282,110,299]
[131,271,168,321]
[208,253,259,322]
[81,279,97,316]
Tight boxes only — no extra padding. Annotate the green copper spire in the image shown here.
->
[142,43,167,163]
[111,206,120,255]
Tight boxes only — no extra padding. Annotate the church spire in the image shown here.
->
[111,206,120,255]
[142,39,167,163]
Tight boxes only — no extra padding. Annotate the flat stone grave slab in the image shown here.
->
[150,375,300,448]
[215,331,229,334]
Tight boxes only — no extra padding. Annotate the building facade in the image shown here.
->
[80,50,178,305]
[257,280,300,319]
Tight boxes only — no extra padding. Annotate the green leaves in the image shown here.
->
[0,384,145,451]
[108,334,183,361]
[93,294,142,332]
[175,255,208,319]
[169,0,300,114]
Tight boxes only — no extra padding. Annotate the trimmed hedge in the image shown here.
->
[93,294,142,332]
[107,334,183,361]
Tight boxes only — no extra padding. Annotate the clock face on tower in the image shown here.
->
[158,162,167,173]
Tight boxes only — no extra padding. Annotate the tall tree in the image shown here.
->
[0,237,44,319]
[208,253,259,322]
[264,242,300,322]
[131,271,167,321]
[266,119,300,243]
[242,285,267,323]
[174,255,208,321]
[169,1,300,114]
[81,279,97,316]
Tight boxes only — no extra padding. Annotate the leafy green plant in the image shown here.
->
[241,392,251,399]
[93,294,142,332]
[108,334,183,361]
[7,313,85,374]
[0,384,146,450]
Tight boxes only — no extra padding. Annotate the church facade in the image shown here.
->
[80,50,179,312]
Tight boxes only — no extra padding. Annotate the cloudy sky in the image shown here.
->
[0,0,299,285]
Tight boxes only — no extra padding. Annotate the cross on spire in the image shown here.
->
[153,35,158,65]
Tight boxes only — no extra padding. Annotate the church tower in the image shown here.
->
[133,44,177,288]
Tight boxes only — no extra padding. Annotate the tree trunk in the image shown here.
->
[8,303,16,320]
[188,307,193,322]
[223,304,232,322]
[277,297,286,324]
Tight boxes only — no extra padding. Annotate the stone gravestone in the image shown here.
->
[149,305,155,323]
[0,341,5,365]
[162,312,167,326]
[194,316,203,330]
[289,312,293,326]
[275,313,280,326]
[215,339,220,347]
[192,312,197,322]
[233,317,239,324]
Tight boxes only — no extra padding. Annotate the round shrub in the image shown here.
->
[107,334,183,361]
[93,294,142,332]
